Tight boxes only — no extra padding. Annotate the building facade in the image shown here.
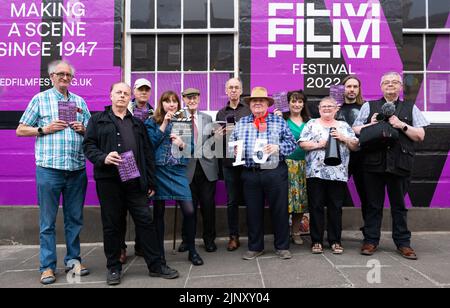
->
[0,0,449,208]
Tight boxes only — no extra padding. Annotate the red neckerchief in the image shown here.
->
[253,111,269,132]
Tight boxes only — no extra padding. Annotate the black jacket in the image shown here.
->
[83,106,156,192]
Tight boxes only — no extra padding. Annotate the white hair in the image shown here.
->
[380,72,402,85]
[319,96,338,106]
[48,60,75,76]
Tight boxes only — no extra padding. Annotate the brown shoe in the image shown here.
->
[361,243,378,256]
[119,249,127,264]
[397,247,418,260]
[227,236,240,251]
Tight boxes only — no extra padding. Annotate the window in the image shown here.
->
[403,0,450,121]
[131,0,155,29]
[184,0,207,29]
[126,0,238,111]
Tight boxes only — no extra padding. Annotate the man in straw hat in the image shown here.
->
[230,86,298,260]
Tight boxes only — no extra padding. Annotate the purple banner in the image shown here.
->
[431,154,450,208]
[0,0,121,111]
[251,0,403,99]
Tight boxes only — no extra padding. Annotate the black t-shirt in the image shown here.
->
[114,113,138,156]
[336,103,362,127]
[216,101,252,168]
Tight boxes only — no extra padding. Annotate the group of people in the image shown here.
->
[16,59,429,286]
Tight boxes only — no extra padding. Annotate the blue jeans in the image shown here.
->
[36,166,87,272]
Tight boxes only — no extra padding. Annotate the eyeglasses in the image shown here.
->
[381,80,402,86]
[53,72,73,79]
[319,105,336,109]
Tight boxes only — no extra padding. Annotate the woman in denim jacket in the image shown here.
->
[145,91,204,266]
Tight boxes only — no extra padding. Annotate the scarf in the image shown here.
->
[253,111,269,132]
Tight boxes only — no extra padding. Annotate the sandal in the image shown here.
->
[65,262,90,276]
[40,269,56,285]
[331,243,344,254]
[311,243,323,254]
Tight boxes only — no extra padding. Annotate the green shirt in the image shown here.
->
[286,118,306,161]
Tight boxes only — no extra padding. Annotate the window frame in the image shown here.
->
[403,0,450,123]
[125,0,239,111]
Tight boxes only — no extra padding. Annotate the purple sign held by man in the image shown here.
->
[117,151,141,182]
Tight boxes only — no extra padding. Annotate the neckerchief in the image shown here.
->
[253,111,269,132]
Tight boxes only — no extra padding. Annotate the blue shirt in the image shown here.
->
[230,113,297,168]
[19,88,91,171]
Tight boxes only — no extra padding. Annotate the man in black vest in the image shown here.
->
[353,72,429,260]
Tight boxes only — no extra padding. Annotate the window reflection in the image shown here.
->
[131,0,155,29]
[184,0,207,28]
[403,0,426,28]
[211,0,234,28]
[157,0,181,29]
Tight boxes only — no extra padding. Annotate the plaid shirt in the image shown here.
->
[19,88,91,171]
[230,113,297,168]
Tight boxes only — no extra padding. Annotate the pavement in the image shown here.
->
[1,231,450,288]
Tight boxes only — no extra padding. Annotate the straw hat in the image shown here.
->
[243,87,274,106]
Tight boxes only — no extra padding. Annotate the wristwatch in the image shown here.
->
[37,127,45,136]
[402,124,408,132]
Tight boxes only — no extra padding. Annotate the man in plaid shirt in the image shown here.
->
[16,60,91,285]
[230,87,297,261]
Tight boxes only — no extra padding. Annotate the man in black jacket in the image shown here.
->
[353,72,429,260]
[83,82,178,285]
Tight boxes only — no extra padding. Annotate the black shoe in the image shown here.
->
[204,241,217,253]
[178,242,189,253]
[106,269,121,286]
[134,246,144,257]
[149,264,179,279]
[188,252,204,266]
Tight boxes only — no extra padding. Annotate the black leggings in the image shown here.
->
[153,200,196,260]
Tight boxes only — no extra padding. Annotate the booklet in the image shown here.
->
[117,151,141,182]
[329,85,345,107]
[273,92,290,112]
[58,101,77,123]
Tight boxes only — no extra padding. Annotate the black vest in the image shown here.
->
[364,98,415,176]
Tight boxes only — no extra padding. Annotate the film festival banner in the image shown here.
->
[251,0,403,99]
[0,0,121,111]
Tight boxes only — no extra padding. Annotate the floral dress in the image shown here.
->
[286,119,308,214]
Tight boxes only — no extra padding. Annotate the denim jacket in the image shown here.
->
[145,118,189,166]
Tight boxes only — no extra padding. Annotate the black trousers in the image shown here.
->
[184,162,217,245]
[223,166,245,237]
[241,162,290,252]
[307,178,346,246]
[363,172,411,248]
[344,152,368,216]
[120,207,146,250]
[96,179,161,272]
